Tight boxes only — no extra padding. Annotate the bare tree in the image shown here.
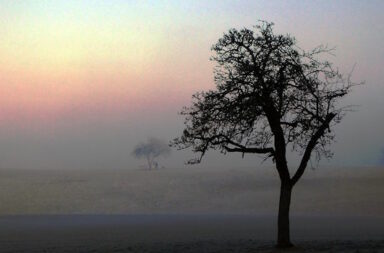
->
[172,21,358,248]
[132,138,171,169]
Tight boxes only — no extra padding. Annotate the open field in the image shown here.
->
[0,166,383,252]
[0,166,383,216]
[0,215,383,252]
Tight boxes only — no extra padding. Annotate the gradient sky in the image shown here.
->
[0,0,383,170]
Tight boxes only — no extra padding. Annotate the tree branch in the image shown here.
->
[224,146,275,154]
[291,112,336,185]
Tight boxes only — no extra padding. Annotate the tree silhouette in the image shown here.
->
[132,138,171,169]
[172,21,357,248]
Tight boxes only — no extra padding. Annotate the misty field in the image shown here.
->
[0,167,383,252]
[0,166,383,216]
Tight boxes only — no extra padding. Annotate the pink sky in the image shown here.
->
[0,1,383,169]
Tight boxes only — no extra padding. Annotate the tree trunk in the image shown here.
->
[277,181,294,248]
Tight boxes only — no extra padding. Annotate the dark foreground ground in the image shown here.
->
[0,214,383,253]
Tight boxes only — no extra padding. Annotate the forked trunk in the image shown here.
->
[277,181,294,248]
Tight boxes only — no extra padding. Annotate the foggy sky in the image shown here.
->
[0,0,383,170]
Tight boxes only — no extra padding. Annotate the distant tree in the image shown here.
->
[172,21,358,248]
[132,138,171,169]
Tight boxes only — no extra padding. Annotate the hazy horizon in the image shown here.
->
[0,165,382,216]
[1,0,384,170]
